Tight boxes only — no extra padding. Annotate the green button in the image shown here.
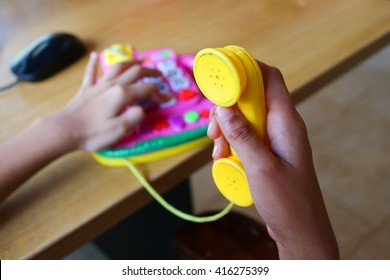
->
[162,50,171,58]
[184,111,200,123]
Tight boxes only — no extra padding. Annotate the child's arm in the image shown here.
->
[208,62,339,259]
[0,52,167,203]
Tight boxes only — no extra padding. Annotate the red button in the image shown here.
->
[179,89,197,101]
[200,109,210,118]
[153,119,169,130]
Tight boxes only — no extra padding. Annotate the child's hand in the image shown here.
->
[207,62,339,259]
[51,52,169,152]
[0,52,171,202]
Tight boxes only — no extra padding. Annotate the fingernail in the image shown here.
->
[207,121,214,136]
[90,51,97,59]
[216,106,235,122]
[212,142,219,158]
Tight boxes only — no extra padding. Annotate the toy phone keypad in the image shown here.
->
[93,44,213,166]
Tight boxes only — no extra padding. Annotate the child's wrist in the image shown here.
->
[32,113,80,155]
[275,230,339,259]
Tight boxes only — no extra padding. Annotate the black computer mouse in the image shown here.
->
[10,32,86,82]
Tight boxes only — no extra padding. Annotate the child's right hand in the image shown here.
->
[207,62,339,259]
[48,52,169,152]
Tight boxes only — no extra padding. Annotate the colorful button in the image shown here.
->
[168,115,185,130]
[157,60,177,73]
[184,111,200,123]
[179,89,197,101]
[162,50,172,58]
[166,68,183,79]
[170,77,190,91]
[153,119,169,130]
[144,76,163,84]
[159,96,177,109]
[200,109,210,118]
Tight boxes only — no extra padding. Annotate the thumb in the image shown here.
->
[215,105,274,168]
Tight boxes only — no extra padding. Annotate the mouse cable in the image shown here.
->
[0,79,19,92]
[122,158,234,223]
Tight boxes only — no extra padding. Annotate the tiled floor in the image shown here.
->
[190,44,390,260]
[66,44,390,260]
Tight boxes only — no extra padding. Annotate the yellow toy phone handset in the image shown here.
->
[193,46,267,207]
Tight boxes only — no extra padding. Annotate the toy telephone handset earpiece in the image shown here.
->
[193,46,267,207]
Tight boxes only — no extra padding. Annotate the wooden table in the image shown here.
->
[0,0,389,259]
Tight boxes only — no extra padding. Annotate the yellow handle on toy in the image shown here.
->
[193,46,267,207]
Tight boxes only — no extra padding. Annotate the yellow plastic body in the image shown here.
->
[193,46,266,207]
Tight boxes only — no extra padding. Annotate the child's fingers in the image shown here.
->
[207,106,222,140]
[105,83,167,115]
[257,61,296,121]
[125,83,171,103]
[212,135,230,160]
[99,59,143,83]
[86,106,144,152]
[215,105,274,168]
[257,61,311,166]
[115,65,162,85]
[116,106,144,134]
[81,52,99,87]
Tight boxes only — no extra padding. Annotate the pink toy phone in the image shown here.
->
[92,44,213,166]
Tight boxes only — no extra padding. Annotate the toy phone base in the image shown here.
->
[92,137,212,167]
